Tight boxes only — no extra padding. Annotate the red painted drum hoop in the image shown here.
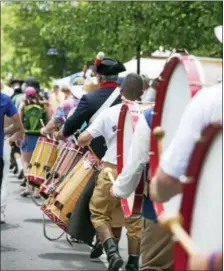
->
[117,102,144,217]
[174,123,222,270]
[39,136,59,145]
[149,53,203,215]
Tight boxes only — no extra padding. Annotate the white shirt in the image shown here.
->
[112,114,150,198]
[160,83,222,181]
[87,104,122,164]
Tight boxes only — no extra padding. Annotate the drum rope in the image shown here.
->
[33,141,45,178]
[39,143,55,178]
[28,183,43,207]
[42,212,65,241]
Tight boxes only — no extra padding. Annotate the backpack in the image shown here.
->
[23,104,46,134]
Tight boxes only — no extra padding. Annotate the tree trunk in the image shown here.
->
[136,44,141,75]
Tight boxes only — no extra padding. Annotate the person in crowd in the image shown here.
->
[61,84,73,100]
[1,79,24,223]
[50,84,65,113]
[8,79,25,178]
[19,87,48,198]
[78,73,144,271]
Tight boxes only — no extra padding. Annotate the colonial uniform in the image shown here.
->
[62,53,125,159]
[112,108,173,271]
[87,103,142,271]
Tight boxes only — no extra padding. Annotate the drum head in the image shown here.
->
[174,124,222,270]
[150,53,203,216]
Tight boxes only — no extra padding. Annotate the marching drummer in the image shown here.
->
[110,106,173,271]
[78,73,144,271]
[54,51,126,160]
[151,25,223,271]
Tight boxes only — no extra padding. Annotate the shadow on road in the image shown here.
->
[0,245,18,253]
[38,252,90,261]
[0,223,20,231]
[23,218,53,224]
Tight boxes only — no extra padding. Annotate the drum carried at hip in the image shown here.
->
[27,137,59,188]
[39,141,85,199]
[40,151,102,234]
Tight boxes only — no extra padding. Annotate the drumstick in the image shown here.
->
[40,119,51,139]
[152,126,200,255]
[152,126,165,158]
[159,213,200,255]
[104,167,115,184]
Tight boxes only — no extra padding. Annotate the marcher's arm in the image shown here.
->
[4,113,24,136]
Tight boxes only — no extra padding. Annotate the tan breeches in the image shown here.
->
[140,218,173,271]
[89,162,141,255]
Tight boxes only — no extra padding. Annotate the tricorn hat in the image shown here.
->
[94,52,126,76]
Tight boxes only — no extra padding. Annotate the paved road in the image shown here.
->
[1,162,129,270]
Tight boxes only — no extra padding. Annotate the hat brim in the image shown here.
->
[214,25,222,43]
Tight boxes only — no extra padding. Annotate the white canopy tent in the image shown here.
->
[120,57,166,79]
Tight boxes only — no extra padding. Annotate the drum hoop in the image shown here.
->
[149,53,203,215]
[39,136,59,145]
[174,123,222,270]
[117,101,149,217]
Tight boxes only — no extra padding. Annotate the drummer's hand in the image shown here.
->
[53,131,65,140]
[78,131,93,147]
[40,127,47,136]
[110,186,121,198]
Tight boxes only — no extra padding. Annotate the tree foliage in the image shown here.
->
[1,1,222,86]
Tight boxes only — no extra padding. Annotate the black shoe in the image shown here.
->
[20,179,27,187]
[103,238,123,271]
[125,256,139,271]
[90,240,103,259]
[9,163,15,170]
[18,170,24,180]
[13,166,18,175]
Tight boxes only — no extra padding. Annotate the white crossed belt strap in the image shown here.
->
[89,87,121,124]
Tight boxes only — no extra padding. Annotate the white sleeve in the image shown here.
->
[160,90,208,181]
[112,114,150,198]
[86,110,107,139]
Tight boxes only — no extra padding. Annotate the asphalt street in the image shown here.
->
[1,163,129,270]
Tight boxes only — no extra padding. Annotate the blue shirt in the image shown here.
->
[0,93,17,157]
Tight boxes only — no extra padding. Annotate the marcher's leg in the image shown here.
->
[125,216,142,271]
[89,164,124,270]
[21,151,33,197]
[140,218,173,271]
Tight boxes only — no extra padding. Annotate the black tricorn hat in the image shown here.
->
[94,52,126,76]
